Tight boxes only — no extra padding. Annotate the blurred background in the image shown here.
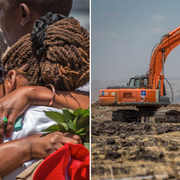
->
[70,0,89,31]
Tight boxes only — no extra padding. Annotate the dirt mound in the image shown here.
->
[91,103,180,180]
[92,121,180,136]
[91,100,100,107]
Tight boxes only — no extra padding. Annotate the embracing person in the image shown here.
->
[0,11,89,179]
[0,0,90,179]
[0,0,89,141]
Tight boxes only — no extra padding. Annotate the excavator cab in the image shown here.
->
[128,75,168,97]
[128,75,148,89]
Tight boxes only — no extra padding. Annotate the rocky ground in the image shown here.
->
[91,102,180,180]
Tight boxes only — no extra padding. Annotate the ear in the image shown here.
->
[19,3,30,26]
[7,70,17,94]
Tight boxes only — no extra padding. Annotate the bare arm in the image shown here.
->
[29,86,89,110]
[0,132,81,178]
[0,136,33,177]
[0,86,89,140]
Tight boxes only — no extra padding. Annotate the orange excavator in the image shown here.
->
[99,26,180,122]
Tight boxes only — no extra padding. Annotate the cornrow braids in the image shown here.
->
[2,17,89,91]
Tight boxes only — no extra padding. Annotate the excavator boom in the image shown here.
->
[148,26,180,90]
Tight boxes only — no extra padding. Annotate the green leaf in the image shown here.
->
[61,122,69,131]
[73,116,78,129]
[43,107,89,143]
[76,128,84,134]
[41,125,60,132]
[74,108,85,116]
[44,111,65,124]
[58,126,67,132]
[76,116,89,133]
[79,133,86,136]
[62,108,76,120]
[84,142,89,150]
[83,108,89,117]
[62,108,74,114]
[63,109,76,132]
[43,111,70,132]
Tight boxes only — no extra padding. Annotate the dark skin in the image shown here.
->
[0,86,89,141]
[0,0,89,140]
[0,132,81,177]
[0,0,40,46]
[0,70,82,177]
[0,1,89,177]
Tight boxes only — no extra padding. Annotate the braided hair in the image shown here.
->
[2,14,89,91]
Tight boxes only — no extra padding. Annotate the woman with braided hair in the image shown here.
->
[3,12,89,91]
[0,12,89,179]
[0,0,89,143]
[0,17,90,141]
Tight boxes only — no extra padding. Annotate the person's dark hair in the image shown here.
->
[8,0,73,16]
[2,16,89,91]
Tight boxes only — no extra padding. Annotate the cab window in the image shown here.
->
[129,78,134,86]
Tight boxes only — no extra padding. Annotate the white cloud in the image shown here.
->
[151,14,168,22]
[106,31,121,38]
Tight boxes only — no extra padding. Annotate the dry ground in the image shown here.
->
[91,102,180,180]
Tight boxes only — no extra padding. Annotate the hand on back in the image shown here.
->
[30,132,82,159]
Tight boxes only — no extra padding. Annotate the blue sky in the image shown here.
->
[91,0,180,81]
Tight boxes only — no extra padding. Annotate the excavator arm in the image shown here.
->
[148,26,180,93]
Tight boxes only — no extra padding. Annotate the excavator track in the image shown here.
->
[112,109,140,122]
[154,109,180,123]
[112,107,180,123]
[112,108,154,122]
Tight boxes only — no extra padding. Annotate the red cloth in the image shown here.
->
[33,143,89,180]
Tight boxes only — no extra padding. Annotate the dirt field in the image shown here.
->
[91,102,180,180]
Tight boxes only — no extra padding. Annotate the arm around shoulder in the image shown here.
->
[27,86,89,110]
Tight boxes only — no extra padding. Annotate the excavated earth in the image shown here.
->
[91,102,180,180]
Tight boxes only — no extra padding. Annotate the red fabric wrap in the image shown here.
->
[33,143,89,180]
